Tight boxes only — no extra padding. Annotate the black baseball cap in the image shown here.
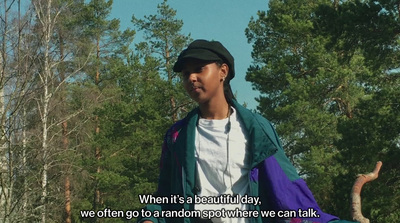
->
[173,39,235,80]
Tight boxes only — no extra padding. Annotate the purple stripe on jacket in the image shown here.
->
[258,156,339,223]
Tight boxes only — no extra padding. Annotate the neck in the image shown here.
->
[199,98,230,120]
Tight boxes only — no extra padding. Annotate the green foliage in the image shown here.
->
[131,0,190,73]
[8,0,399,222]
[132,0,194,121]
[246,0,400,221]
[70,1,193,222]
[1,0,193,222]
[80,0,135,85]
[314,0,400,69]
[334,80,400,221]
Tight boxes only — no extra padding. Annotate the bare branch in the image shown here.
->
[46,109,84,136]
[351,161,383,223]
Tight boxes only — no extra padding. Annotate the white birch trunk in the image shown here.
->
[20,0,28,219]
[33,0,53,222]
[22,105,28,223]
[0,0,9,221]
[0,63,8,223]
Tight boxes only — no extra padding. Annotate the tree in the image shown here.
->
[132,0,193,122]
[18,1,91,222]
[0,0,41,221]
[246,0,400,221]
[74,0,135,218]
[334,84,400,222]
[69,1,193,221]
[52,1,89,222]
[246,0,366,212]
[63,1,136,221]
[314,0,400,221]
[126,0,193,209]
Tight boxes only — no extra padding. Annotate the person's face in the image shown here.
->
[181,59,228,104]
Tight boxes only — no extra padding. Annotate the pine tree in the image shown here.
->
[246,0,400,221]
[246,0,370,214]
[314,0,400,221]
[75,1,193,220]
[132,0,193,122]
[74,1,135,219]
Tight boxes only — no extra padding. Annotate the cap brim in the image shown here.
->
[173,49,222,72]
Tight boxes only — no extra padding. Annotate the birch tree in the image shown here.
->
[0,0,36,222]
[77,0,135,216]
[31,0,89,222]
[32,1,58,221]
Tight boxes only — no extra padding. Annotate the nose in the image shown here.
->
[187,72,197,83]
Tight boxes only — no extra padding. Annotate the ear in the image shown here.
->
[219,63,229,81]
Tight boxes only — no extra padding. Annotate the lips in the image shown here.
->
[190,84,203,92]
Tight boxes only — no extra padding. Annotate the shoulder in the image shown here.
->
[164,107,199,144]
[232,100,282,148]
[232,100,274,130]
[165,119,186,144]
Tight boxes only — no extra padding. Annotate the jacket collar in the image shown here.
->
[231,100,278,167]
[182,100,278,169]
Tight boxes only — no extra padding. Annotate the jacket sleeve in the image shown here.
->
[137,133,172,223]
[258,121,358,223]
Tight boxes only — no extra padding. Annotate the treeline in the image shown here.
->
[246,0,400,222]
[0,0,192,222]
[0,0,398,223]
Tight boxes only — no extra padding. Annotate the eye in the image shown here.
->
[193,65,204,73]
[181,71,190,78]
[181,66,204,77]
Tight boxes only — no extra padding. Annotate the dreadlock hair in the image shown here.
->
[215,61,235,105]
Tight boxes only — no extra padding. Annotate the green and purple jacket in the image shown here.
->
[138,100,356,223]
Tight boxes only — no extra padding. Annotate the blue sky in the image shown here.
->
[110,0,270,110]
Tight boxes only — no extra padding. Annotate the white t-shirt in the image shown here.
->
[195,107,250,223]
